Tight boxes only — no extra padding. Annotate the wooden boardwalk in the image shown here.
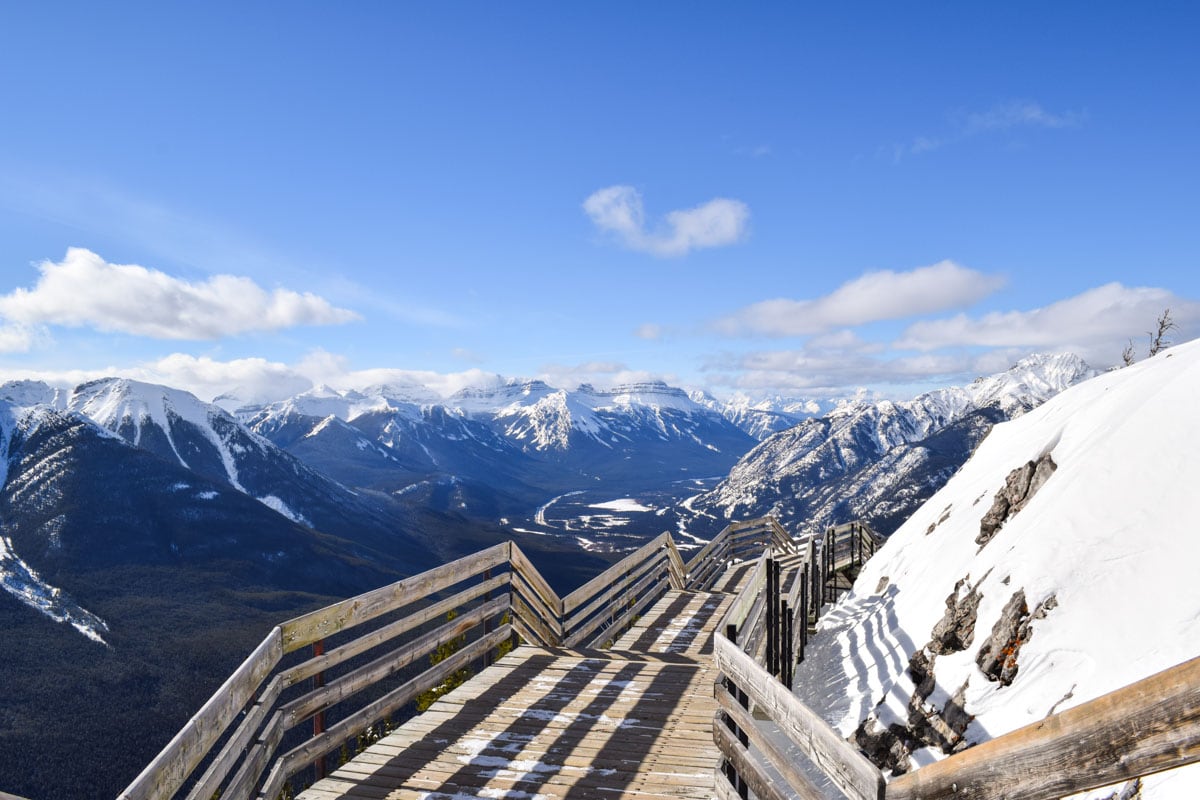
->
[298,585,744,800]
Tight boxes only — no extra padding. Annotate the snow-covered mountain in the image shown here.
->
[798,339,1200,798]
[240,379,757,507]
[682,353,1096,538]
[689,390,830,440]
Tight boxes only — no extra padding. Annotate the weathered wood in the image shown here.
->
[721,554,767,631]
[886,654,1200,800]
[510,563,564,641]
[715,683,826,800]
[280,595,509,727]
[714,632,884,800]
[509,541,563,618]
[664,537,687,589]
[280,543,510,652]
[222,710,284,800]
[278,625,513,785]
[118,627,283,800]
[713,771,741,800]
[560,549,668,639]
[563,533,672,614]
[581,559,671,648]
[281,572,510,688]
[564,554,670,647]
[185,674,284,800]
[713,720,789,800]
[511,592,558,647]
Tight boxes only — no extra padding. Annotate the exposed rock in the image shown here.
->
[929,576,983,655]
[975,590,1058,685]
[1097,778,1143,800]
[851,648,976,775]
[977,453,1057,546]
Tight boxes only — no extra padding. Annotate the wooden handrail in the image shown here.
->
[885,653,1200,800]
[123,516,793,800]
[711,521,1200,800]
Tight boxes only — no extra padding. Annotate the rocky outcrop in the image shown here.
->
[851,648,975,775]
[977,453,1057,546]
[976,590,1058,686]
[929,576,983,655]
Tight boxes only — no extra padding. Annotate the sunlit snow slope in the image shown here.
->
[806,339,1200,799]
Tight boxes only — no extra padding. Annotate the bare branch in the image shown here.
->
[1147,308,1179,357]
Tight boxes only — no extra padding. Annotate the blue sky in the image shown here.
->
[1,2,1197,403]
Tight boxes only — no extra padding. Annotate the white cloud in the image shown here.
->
[0,248,359,345]
[702,348,998,397]
[714,260,1004,336]
[634,323,665,340]
[583,185,749,257]
[892,100,1084,159]
[0,324,40,353]
[536,360,676,391]
[896,283,1200,365]
[964,101,1084,133]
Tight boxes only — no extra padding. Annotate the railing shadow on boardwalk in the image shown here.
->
[112,515,1200,800]
[115,517,797,800]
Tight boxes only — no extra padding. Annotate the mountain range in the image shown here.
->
[679,353,1097,538]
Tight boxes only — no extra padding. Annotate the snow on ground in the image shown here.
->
[588,498,652,512]
[0,535,109,644]
[796,339,1200,798]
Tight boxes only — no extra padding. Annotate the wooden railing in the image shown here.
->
[119,518,788,800]
[711,525,1200,800]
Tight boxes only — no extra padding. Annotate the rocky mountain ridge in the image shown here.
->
[680,353,1097,538]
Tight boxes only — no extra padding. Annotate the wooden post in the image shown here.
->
[483,568,495,667]
[766,557,777,678]
[312,638,326,781]
[782,600,793,685]
[799,569,808,662]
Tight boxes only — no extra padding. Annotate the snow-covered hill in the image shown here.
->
[799,339,1200,798]
[684,353,1096,537]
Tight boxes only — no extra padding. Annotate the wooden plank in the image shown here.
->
[564,557,669,647]
[561,551,668,638]
[280,595,509,727]
[712,720,789,800]
[185,674,284,800]
[509,542,564,618]
[713,771,740,800]
[511,565,564,641]
[563,533,671,615]
[512,592,558,647]
[277,625,513,780]
[683,524,732,575]
[714,633,884,800]
[720,555,766,631]
[280,572,510,687]
[664,537,687,589]
[118,626,283,800]
[886,654,1200,800]
[280,542,510,652]
[222,710,284,800]
[715,683,825,800]
[579,562,670,648]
